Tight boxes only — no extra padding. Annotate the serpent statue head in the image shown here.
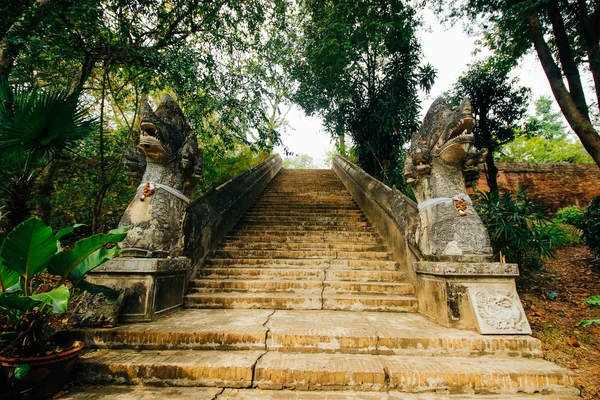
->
[404,98,477,185]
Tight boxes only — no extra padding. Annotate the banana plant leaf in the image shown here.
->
[0,218,58,280]
[0,292,36,311]
[55,223,86,240]
[0,255,20,291]
[30,285,70,313]
[69,246,121,283]
[47,226,128,281]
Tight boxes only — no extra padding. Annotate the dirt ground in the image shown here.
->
[519,245,600,399]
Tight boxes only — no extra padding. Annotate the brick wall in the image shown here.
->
[476,162,600,211]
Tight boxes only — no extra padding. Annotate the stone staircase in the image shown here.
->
[72,169,577,399]
[185,169,416,312]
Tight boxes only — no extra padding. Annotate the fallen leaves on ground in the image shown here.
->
[520,245,600,399]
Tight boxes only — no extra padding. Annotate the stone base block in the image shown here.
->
[87,258,191,322]
[414,262,531,335]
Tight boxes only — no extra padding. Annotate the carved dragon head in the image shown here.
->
[139,95,190,163]
[132,94,202,193]
[404,97,480,185]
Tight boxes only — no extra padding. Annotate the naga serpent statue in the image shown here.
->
[119,95,202,257]
[404,97,491,260]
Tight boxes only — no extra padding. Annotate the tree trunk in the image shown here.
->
[546,0,589,119]
[576,0,600,111]
[338,134,346,155]
[485,151,499,193]
[35,159,59,224]
[4,180,32,235]
[527,13,600,168]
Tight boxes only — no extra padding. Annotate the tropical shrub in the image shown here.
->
[582,196,600,258]
[554,205,586,228]
[474,189,570,269]
[0,218,127,358]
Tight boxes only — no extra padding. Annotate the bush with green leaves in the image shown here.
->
[582,196,600,258]
[554,205,586,228]
[581,296,600,327]
[0,218,127,358]
[474,189,570,269]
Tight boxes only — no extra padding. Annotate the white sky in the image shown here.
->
[274,8,558,168]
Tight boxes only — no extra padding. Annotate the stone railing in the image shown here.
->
[332,155,420,283]
[183,154,283,278]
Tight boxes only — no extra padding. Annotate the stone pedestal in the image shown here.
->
[87,258,191,322]
[414,262,531,334]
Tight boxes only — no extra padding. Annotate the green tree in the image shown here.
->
[432,0,600,168]
[0,79,95,234]
[283,154,319,169]
[498,96,593,163]
[2,0,295,227]
[449,57,530,191]
[294,0,435,185]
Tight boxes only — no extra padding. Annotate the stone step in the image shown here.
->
[226,230,381,240]
[74,310,541,357]
[77,349,575,394]
[189,279,414,295]
[223,235,383,245]
[205,258,400,270]
[60,387,580,400]
[244,209,365,216]
[236,220,371,228]
[250,203,360,210]
[219,242,388,252]
[199,267,325,280]
[239,215,369,223]
[212,249,393,261]
[233,225,375,233]
[184,292,417,312]
[198,268,406,282]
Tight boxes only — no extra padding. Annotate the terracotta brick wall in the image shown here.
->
[476,162,600,211]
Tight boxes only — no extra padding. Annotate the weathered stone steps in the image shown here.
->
[212,249,393,261]
[73,310,542,357]
[233,224,375,233]
[184,292,417,312]
[188,279,414,294]
[198,268,406,282]
[59,386,580,399]
[205,258,400,269]
[226,230,382,239]
[219,242,388,252]
[78,350,574,394]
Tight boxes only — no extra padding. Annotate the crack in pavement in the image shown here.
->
[250,310,277,387]
[211,387,226,399]
[321,259,331,310]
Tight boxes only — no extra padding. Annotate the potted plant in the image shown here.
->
[0,217,127,399]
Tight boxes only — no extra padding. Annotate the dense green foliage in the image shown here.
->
[498,96,593,163]
[474,189,569,269]
[449,57,530,191]
[295,0,435,187]
[432,0,600,167]
[0,79,95,233]
[283,154,320,169]
[554,206,586,228]
[0,218,127,358]
[0,1,297,232]
[583,196,600,258]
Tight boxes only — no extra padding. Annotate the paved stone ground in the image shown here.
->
[68,170,579,398]
[60,387,578,399]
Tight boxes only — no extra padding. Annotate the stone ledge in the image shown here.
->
[94,258,190,274]
[414,262,518,277]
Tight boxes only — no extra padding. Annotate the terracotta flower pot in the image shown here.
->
[0,341,84,400]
